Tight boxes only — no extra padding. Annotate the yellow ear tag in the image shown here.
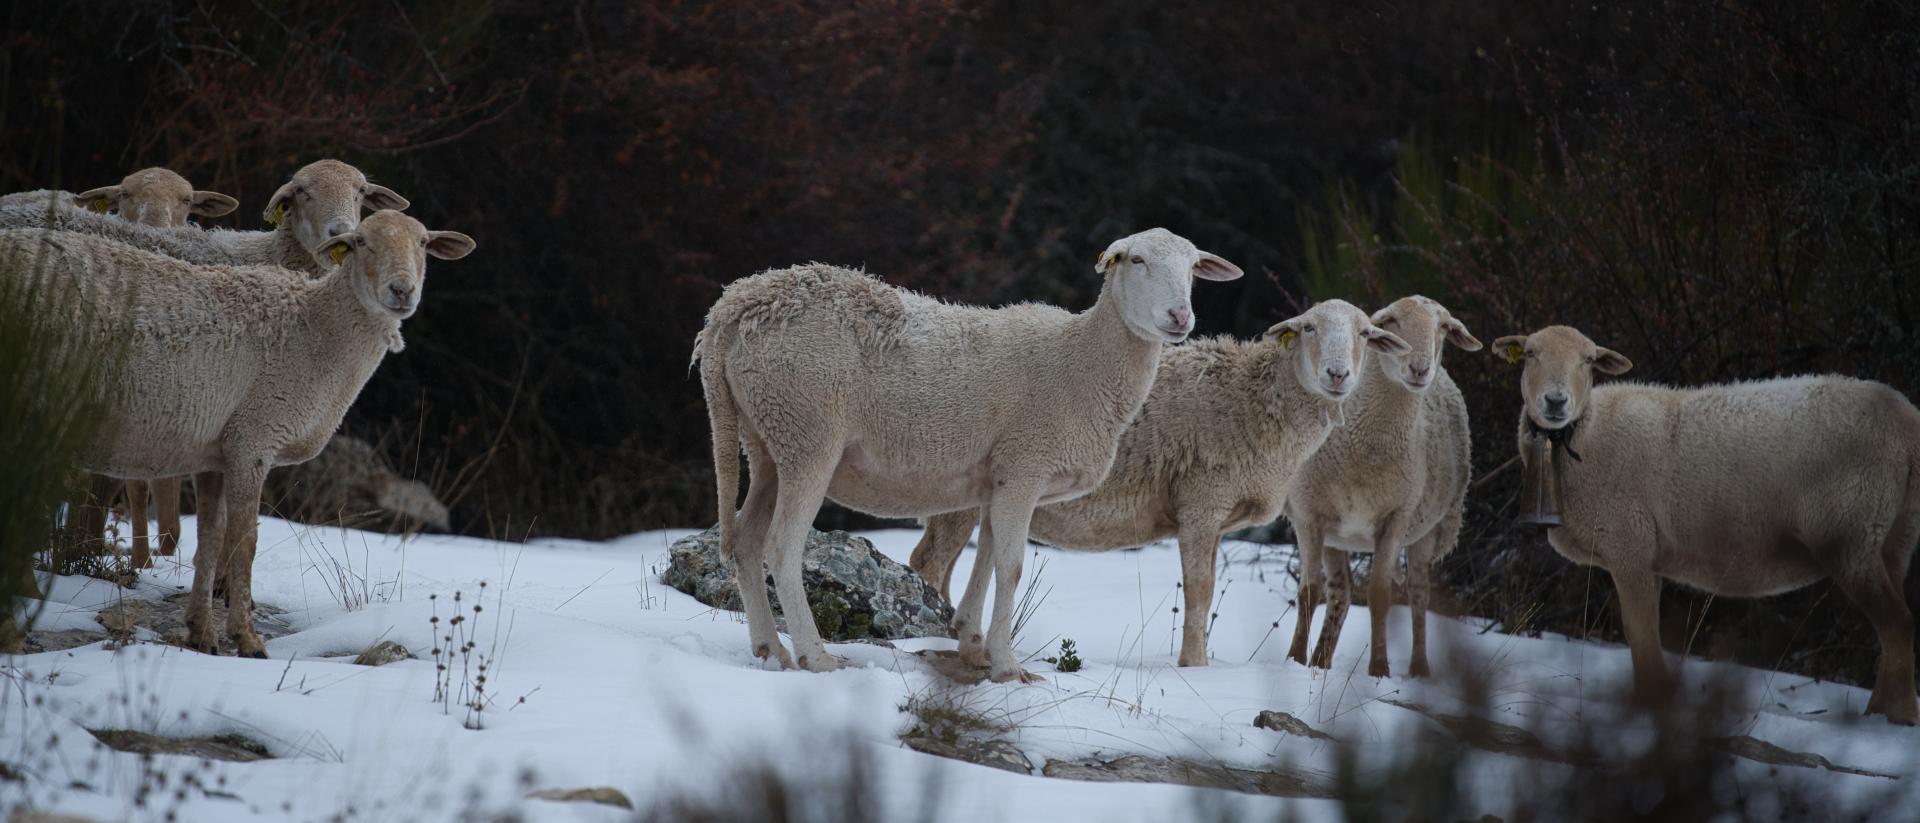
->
[328,244,348,265]
[267,203,286,226]
[90,198,113,213]
[1501,343,1523,364]
[1278,329,1299,349]
[1097,250,1116,271]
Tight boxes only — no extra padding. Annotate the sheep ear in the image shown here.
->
[1369,306,1394,325]
[424,230,476,260]
[263,181,297,225]
[1360,324,1411,355]
[1262,320,1302,350]
[1593,347,1633,375]
[1094,238,1129,274]
[74,186,122,213]
[190,191,239,218]
[320,236,353,266]
[364,183,409,212]
[1491,335,1528,365]
[1443,318,1483,351]
[1190,251,1242,282]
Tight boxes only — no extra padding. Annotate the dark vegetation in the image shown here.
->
[3,1,1916,691]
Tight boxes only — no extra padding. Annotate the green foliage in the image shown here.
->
[0,227,130,648]
[1044,637,1082,673]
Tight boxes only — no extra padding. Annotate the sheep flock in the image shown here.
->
[5,164,1916,728]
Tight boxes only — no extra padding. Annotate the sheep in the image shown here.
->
[1489,325,1920,725]
[907,299,1410,667]
[0,210,474,657]
[696,228,1242,681]
[1282,296,1480,678]
[0,159,410,277]
[261,434,452,533]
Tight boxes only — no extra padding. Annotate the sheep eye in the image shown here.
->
[1129,256,1144,265]
[1303,324,1316,334]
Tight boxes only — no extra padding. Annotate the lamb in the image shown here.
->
[908,299,1409,667]
[0,159,409,277]
[0,210,474,657]
[1489,325,1920,724]
[262,434,453,533]
[696,228,1242,681]
[1283,296,1480,678]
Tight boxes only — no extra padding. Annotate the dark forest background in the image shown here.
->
[6,1,1919,689]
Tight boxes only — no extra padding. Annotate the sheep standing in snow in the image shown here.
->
[908,299,1408,667]
[0,210,473,657]
[1283,296,1480,678]
[1491,325,1920,724]
[696,229,1242,681]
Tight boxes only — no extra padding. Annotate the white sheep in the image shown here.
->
[0,159,409,277]
[1283,296,1480,678]
[0,210,473,657]
[696,229,1242,681]
[1490,325,1920,725]
[908,299,1409,667]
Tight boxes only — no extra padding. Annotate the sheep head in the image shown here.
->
[1094,227,1242,343]
[1367,295,1482,392]
[74,167,238,227]
[317,209,474,322]
[1491,326,1632,431]
[263,159,411,258]
[1264,299,1409,401]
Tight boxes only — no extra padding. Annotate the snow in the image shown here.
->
[3,518,1916,821]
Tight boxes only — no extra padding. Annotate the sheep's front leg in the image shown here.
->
[985,482,1044,683]
[1405,528,1444,678]
[182,471,226,654]
[954,513,996,669]
[1610,567,1670,700]
[154,477,183,557]
[222,461,271,658]
[1308,550,1351,670]
[1365,541,1395,678]
[1175,514,1224,667]
[1287,521,1325,666]
[129,480,152,570]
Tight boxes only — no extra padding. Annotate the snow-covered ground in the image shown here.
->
[3,518,1916,821]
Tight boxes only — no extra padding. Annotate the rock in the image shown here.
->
[1382,699,1580,765]
[526,787,634,809]
[1252,710,1334,742]
[22,628,108,654]
[1710,735,1898,780]
[95,592,292,654]
[87,729,272,762]
[352,640,414,667]
[1040,754,1336,799]
[901,734,1032,774]
[663,526,952,640]
[262,435,451,534]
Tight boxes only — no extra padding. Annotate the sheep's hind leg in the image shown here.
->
[1832,564,1917,725]
[767,462,839,672]
[1175,515,1224,667]
[1287,522,1326,666]
[730,449,792,668]
[129,480,152,570]
[182,472,226,654]
[1308,549,1352,670]
[954,513,996,669]
[155,477,183,557]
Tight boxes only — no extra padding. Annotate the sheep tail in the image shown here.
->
[698,323,743,561]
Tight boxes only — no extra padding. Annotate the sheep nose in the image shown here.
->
[1166,307,1191,331]
[1409,365,1431,380]
[1326,367,1350,389]
[1544,391,1568,412]
[326,221,352,238]
[388,284,413,304]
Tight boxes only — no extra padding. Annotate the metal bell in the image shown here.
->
[1516,431,1565,527]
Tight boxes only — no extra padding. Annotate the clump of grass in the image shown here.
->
[428,581,530,729]
[1043,638,1083,673]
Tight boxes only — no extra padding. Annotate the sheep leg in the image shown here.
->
[766,466,838,672]
[1610,567,1670,700]
[128,479,152,570]
[1831,566,1917,725]
[1405,529,1442,679]
[221,463,270,658]
[1309,550,1351,670]
[909,509,977,599]
[730,453,792,668]
[984,482,1043,683]
[954,513,996,669]
[154,477,182,557]
[1287,523,1325,665]
[1365,542,1395,678]
[182,471,226,654]
[1175,516,1223,667]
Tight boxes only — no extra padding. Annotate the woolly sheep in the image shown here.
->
[0,159,409,277]
[1490,325,1920,724]
[0,210,474,657]
[908,298,1409,666]
[1283,296,1480,678]
[696,228,1242,681]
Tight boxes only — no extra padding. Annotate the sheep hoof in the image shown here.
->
[1408,660,1431,679]
[796,652,843,673]
[1176,655,1209,668]
[1368,659,1390,678]
[989,667,1042,684]
[184,628,220,655]
[231,633,267,659]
